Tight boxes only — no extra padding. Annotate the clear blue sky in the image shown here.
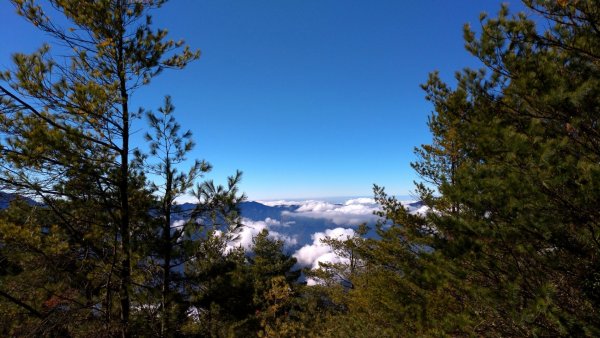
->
[1,0,524,200]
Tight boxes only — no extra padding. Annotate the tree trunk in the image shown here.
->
[161,163,173,337]
[117,4,131,334]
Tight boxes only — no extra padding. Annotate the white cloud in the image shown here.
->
[344,197,376,205]
[294,201,337,213]
[171,219,186,230]
[293,227,355,269]
[257,200,313,207]
[293,227,356,286]
[174,195,199,204]
[410,205,430,216]
[185,198,429,259]
[264,217,295,227]
[282,199,380,226]
[261,197,427,226]
[222,217,298,253]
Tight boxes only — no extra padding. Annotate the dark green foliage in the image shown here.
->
[372,0,600,336]
[136,95,212,336]
[301,1,600,337]
[0,0,199,336]
[249,229,301,336]
[250,229,300,303]
[182,229,303,337]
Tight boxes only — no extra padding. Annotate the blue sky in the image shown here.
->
[1,0,524,200]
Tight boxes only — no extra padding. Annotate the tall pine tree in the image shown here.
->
[375,0,600,335]
[0,1,198,336]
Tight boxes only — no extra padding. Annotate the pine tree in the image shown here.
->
[311,1,600,336]
[0,1,198,336]
[139,95,211,336]
[249,229,301,336]
[250,229,300,302]
[177,169,247,336]
[373,0,600,335]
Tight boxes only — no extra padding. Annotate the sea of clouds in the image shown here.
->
[219,197,427,276]
[280,197,380,225]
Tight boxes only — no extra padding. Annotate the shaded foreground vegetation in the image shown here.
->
[1,0,600,336]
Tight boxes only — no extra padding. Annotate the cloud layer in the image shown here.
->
[208,198,430,282]
[293,227,355,269]
[223,217,298,253]
[281,198,381,225]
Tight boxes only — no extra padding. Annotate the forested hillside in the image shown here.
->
[1,0,599,337]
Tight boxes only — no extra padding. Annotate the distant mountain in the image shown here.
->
[0,193,424,249]
[406,200,425,209]
[0,194,424,271]
[0,192,40,209]
[164,201,300,221]
[239,201,300,220]
[0,197,302,222]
